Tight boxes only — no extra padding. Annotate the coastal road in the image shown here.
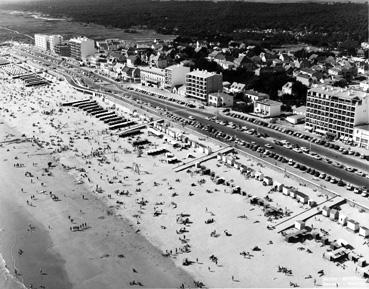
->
[108,91,369,188]
[13,48,369,188]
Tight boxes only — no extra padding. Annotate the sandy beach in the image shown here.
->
[1,48,369,288]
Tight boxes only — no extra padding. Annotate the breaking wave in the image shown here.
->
[0,253,28,289]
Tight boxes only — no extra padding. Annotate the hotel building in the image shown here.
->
[69,37,96,60]
[185,69,223,102]
[140,66,166,88]
[306,85,369,140]
[34,34,49,51]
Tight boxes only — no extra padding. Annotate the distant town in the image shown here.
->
[29,33,369,148]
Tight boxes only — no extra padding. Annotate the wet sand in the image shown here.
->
[0,120,195,289]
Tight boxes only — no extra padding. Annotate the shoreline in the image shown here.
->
[0,118,195,289]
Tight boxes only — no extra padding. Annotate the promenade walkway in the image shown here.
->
[174,146,233,173]
[275,196,346,232]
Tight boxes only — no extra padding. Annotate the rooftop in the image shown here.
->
[310,85,369,101]
[355,124,369,132]
[140,66,165,75]
[255,99,282,106]
[187,69,220,78]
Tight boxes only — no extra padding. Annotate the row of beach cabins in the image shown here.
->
[149,121,213,155]
[216,153,316,207]
[321,206,369,238]
[0,60,49,86]
[284,227,369,278]
[62,99,137,134]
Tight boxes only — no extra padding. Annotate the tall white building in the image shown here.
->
[34,34,49,51]
[164,64,190,88]
[185,69,223,102]
[34,34,63,52]
[69,37,96,60]
[306,85,369,140]
[48,35,63,52]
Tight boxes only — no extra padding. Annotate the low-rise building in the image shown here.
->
[254,99,282,117]
[244,89,270,103]
[208,92,234,107]
[140,66,165,88]
[353,124,369,149]
[229,82,246,94]
[281,81,293,95]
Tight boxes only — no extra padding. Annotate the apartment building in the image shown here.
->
[34,34,63,52]
[140,66,166,88]
[48,35,63,52]
[69,37,96,60]
[164,64,190,88]
[306,85,369,140]
[34,34,49,50]
[54,43,71,57]
[185,69,223,102]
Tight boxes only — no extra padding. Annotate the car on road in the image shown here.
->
[264,144,273,149]
[188,116,195,120]
[345,167,355,172]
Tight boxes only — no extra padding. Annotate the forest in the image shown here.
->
[1,0,367,47]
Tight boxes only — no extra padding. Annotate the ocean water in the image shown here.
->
[0,9,175,44]
[0,253,28,289]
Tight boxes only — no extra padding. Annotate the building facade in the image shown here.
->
[208,92,234,107]
[254,99,282,117]
[34,34,49,51]
[164,64,190,88]
[306,85,369,140]
[140,66,166,88]
[48,35,63,52]
[54,43,71,57]
[69,37,96,60]
[185,69,223,102]
[353,125,369,149]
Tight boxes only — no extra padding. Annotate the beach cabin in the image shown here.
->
[289,188,298,199]
[320,236,330,246]
[311,231,321,240]
[322,206,330,217]
[273,181,284,192]
[295,192,309,204]
[204,147,212,155]
[226,157,235,166]
[263,176,273,186]
[308,200,317,208]
[295,220,305,230]
[359,226,369,238]
[338,213,348,226]
[347,219,360,232]
[255,171,264,181]
[323,248,348,262]
[337,239,350,248]
[233,162,241,170]
[348,252,360,262]
[358,267,369,278]
[329,209,339,221]
[358,258,367,267]
[282,186,291,196]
